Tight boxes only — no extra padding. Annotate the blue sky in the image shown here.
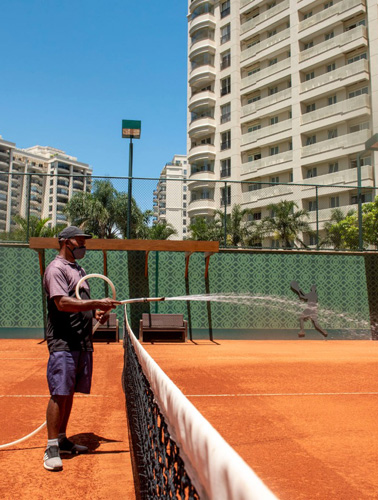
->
[0,0,188,178]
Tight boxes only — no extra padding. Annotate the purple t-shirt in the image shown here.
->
[43,256,93,353]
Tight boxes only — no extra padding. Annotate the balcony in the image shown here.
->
[188,144,216,162]
[189,90,216,111]
[301,129,371,158]
[241,1,289,36]
[241,28,290,64]
[241,59,291,92]
[189,64,216,86]
[241,88,291,119]
[188,116,216,137]
[189,36,216,59]
[242,120,292,147]
[300,59,369,94]
[299,26,367,63]
[188,197,216,216]
[242,184,293,205]
[301,165,374,192]
[241,151,293,176]
[189,12,216,35]
[299,0,365,32]
[189,170,215,182]
[301,94,370,126]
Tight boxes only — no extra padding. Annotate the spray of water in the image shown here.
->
[166,293,370,335]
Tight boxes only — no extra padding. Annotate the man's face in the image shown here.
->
[69,236,86,249]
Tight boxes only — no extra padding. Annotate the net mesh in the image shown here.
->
[123,320,200,500]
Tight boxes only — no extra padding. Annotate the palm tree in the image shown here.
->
[263,200,312,248]
[188,216,220,241]
[320,208,356,249]
[148,221,177,240]
[214,204,254,246]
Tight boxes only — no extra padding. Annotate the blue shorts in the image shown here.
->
[47,351,93,396]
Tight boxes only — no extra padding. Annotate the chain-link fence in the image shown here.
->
[0,171,377,251]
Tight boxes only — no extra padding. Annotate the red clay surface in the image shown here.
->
[0,340,134,500]
[142,340,378,500]
[1,339,378,499]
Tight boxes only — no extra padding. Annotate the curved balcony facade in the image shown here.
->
[189,13,216,35]
[189,64,216,86]
[189,38,216,59]
[189,90,216,111]
[188,197,216,217]
[188,144,216,162]
[188,116,216,138]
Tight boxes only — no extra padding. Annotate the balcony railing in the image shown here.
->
[301,129,371,157]
[242,184,293,204]
[241,151,293,176]
[299,0,364,32]
[242,120,292,146]
[241,59,291,91]
[301,94,370,125]
[241,88,291,118]
[241,28,290,63]
[299,26,367,63]
[241,0,289,35]
[300,59,369,94]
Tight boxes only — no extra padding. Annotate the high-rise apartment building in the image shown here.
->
[153,155,189,239]
[187,0,378,245]
[0,136,92,233]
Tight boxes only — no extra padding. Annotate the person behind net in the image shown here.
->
[42,226,120,472]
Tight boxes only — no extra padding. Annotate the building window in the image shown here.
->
[268,29,277,38]
[221,131,231,150]
[306,135,316,146]
[304,41,314,50]
[249,182,262,191]
[304,11,313,19]
[221,50,231,70]
[307,167,317,178]
[253,212,262,220]
[308,200,317,211]
[269,86,278,95]
[289,172,293,182]
[271,176,279,183]
[221,76,231,96]
[324,1,333,8]
[305,71,315,81]
[328,95,337,105]
[270,146,279,155]
[325,31,334,40]
[351,192,372,204]
[221,0,230,18]
[330,196,339,208]
[349,87,368,98]
[329,162,339,173]
[248,66,260,76]
[248,152,261,162]
[328,129,338,139]
[221,103,231,123]
[327,62,336,72]
[247,124,261,133]
[306,103,316,113]
[221,24,230,44]
[347,52,367,64]
[221,185,231,206]
[270,116,278,125]
[220,158,231,177]
[350,122,369,133]
[268,58,277,66]
[247,94,260,104]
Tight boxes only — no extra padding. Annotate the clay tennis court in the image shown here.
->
[1,338,377,499]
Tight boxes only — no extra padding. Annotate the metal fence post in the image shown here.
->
[315,186,319,249]
[224,181,227,247]
[26,173,32,242]
[357,153,363,250]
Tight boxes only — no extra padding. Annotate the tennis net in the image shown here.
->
[123,306,278,500]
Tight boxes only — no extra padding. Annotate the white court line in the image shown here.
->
[186,392,378,397]
[0,394,106,398]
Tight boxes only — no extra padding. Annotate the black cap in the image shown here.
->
[58,226,92,240]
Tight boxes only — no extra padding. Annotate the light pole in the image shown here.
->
[122,120,141,239]
[357,133,378,250]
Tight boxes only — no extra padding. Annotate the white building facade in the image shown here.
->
[153,155,189,239]
[187,0,378,245]
[0,136,92,233]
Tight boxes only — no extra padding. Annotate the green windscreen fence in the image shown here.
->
[0,246,376,340]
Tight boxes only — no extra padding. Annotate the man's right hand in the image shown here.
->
[96,298,121,312]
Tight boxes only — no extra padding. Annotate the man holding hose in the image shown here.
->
[43,226,120,472]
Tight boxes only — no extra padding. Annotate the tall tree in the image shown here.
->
[320,208,356,249]
[214,204,255,246]
[148,221,178,240]
[264,200,312,248]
